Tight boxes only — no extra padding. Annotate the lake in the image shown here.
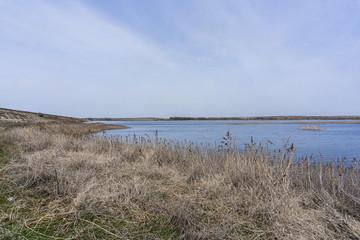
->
[97,120,360,162]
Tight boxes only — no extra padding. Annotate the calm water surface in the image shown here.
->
[97,121,360,162]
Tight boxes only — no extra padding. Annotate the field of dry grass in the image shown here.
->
[0,108,129,137]
[1,124,360,239]
[0,108,83,124]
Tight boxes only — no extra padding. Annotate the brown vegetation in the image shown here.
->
[0,108,83,124]
[0,108,128,136]
[1,124,360,239]
[30,122,129,136]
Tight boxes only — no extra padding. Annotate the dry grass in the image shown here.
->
[33,122,129,136]
[0,108,83,123]
[1,124,360,239]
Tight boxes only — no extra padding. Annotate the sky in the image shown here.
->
[1,0,360,118]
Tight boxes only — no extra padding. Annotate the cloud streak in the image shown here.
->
[1,0,360,117]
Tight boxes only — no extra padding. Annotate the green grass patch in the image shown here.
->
[0,146,7,160]
[143,216,182,239]
[0,142,11,165]
[0,150,5,157]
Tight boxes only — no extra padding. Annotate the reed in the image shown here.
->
[1,124,360,239]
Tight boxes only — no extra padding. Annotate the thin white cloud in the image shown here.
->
[0,1,175,71]
[0,0,181,116]
[0,0,359,117]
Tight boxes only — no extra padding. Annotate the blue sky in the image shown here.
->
[1,0,360,117]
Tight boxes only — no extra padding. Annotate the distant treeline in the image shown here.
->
[85,116,360,122]
[169,116,360,121]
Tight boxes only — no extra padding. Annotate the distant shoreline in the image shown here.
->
[2,107,360,122]
[86,116,360,121]
[223,121,360,126]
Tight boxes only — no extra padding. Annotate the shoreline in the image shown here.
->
[86,116,360,121]
[2,108,360,122]
[223,121,360,126]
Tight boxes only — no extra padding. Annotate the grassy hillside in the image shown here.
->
[0,108,128,134]
[0,108,83,124]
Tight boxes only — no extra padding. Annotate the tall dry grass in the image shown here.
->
[1,124,360,239]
